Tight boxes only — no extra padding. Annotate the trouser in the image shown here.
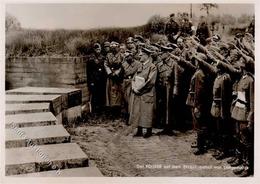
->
[155,84,173,129]
[239,121,254,173]
[192,107,208,150]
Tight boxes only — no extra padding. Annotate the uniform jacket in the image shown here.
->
[104,52,124,107]
[211,73,232,119]
[231,73,254,122]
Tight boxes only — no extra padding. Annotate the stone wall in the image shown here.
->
[6,57,89,104]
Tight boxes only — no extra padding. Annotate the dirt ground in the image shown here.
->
[66,116,237,177]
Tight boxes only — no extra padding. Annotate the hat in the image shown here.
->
[104,41,110,47]
[160,45,173,51]
[134,35,144,42]
[94,43,101,49]
[167,43,178,49]
[149,45,160,52]
[141,47,153,54]
[110,41,119,47]
[235,33,243,38]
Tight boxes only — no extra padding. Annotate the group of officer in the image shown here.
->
[86,13,254,177]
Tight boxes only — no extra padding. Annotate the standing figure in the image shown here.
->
[186,53,211,155]
[104,41,124,119]
[87,43,106,115]
[196,16,211,46]
[129,47,157,138]
[121,50,141,121]
[230,59,254,177]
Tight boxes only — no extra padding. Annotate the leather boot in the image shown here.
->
[193,130,206,155]
[143,128,152,138]
[134,126,143,137]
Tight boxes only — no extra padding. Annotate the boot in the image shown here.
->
[233,166,245,175]
[215,151,226,160]
[193,130,206,155]
[227,157,237,164]
[230,158,243,167]
[134,126,143,137]
[239,168,252,177]
[143,128,152,138]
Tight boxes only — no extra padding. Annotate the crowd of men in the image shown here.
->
[86,13,254,177]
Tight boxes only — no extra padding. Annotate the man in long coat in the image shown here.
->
[121,50,141,121]
[128,47,157,138]
[87,43,106,115]
[104,41,124,119]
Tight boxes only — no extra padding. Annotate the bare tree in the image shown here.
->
[200,3,219,16]
[6,13,21,32]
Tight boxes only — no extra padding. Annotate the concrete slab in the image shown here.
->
[6,103,50,115]
[6,112,57,128]
[6,87,82,108]
[13,167,103,177]
[6,94,62,115]
[6,125,71,148]
[7,87,81,94]
[6,143,89,175]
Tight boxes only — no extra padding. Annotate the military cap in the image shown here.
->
[110,41,119,47]
[167,43,178,49]
[104,41,110,47]
[235,33,243,38]
[94,43,101,49]
[149,45,160,52]
[160,45,173,51]
[141,47,153,54]
[134,35,145,42]
[151,42,161,48]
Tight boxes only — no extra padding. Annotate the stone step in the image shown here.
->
[6,112,57,128]
[6,87,82,109]
[6,94,62,115]
[6,103,50,115]
[6,143,89,176]
[13,167,103,177]
[6,125,71,148]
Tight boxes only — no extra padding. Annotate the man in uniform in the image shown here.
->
[186,53,212,155]
[155,45,176,134]
[121,50,141,122]
[164,13,180,43]
[87,43,106,115]
[129,47,157,138]
[103,41,111,57]
[104,41,124,119]
[196,16,211,46]
[180,13,193,37]
[230,59,254,177]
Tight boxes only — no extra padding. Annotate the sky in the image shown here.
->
[6,3,254,30]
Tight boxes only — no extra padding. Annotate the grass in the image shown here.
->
[6,25,150,57]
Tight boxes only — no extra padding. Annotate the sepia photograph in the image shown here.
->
[2,1,256,181]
